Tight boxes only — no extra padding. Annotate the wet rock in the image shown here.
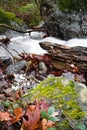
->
[75,82,87,111]
[30,32,46,39]
[63,72,74,81]
[0,80,8,88]
[5,60,27,74]
[3,88,12,96]
[39,62,47,74]
[40,0,87,40]
[61,78,87,114]
[0,56,12,66]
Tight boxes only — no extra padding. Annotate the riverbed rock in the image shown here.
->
[75,82,87,111]
[5,60,27,74]
[0,56,12,66]
[0,80,8,89]
[40,0,87,40]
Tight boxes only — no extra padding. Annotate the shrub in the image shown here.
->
[0,8,10,25]
[58,0,87,12]
[18,3,42,26]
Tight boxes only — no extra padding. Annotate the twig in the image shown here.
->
[12,49,20,55]
[61,109,78,130]
[1,44,14,65]
[1,44,14,58]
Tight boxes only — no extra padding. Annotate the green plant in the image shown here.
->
[58,0,87,12]
[5,11,23,25]
[0,8,10,33]
[18,3,42,26]
[0,7,23,33]
[0,8,10,24]
[41,106,59,122]
[29,77,85,129]
[0,7,22,25]
[47,128,56,130]
[76,123,87,130]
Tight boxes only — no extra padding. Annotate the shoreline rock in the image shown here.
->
[40,0,87,40]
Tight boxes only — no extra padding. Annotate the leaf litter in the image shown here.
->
[0,51,86,130]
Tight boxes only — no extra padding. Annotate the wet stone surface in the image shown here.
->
[5,60,27,74]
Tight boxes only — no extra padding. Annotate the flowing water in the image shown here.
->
[0,31,87,90]
[0,30,87,57]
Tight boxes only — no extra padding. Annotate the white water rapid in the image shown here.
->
[0,31,87,57]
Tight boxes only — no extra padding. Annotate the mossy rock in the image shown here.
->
[5,11,23,25]
[0,8,10,33]
[27,77,86,129]
[0,8,23,33]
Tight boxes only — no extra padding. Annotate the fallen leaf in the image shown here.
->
[11,107,24,124]
[40,99,49,111]
[15,90,23,100]
[0,111,12,121]
[42,118,55,130]
[73,66,79,73]
[22,99,40,130]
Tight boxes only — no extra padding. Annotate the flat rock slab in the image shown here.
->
[39,42,87,72]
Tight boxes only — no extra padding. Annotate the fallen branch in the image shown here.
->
[62,110,78,130]
[0,23,45,34]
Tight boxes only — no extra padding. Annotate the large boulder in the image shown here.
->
[40,0,87,40]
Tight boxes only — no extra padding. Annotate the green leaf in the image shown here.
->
[48,107,55,115]
[47,127,56,130]
[41,110,48,119]
[76,123,87,130]
[3,101,12,107]
[48,117,59,122]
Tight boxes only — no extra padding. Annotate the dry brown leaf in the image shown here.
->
[22,99,40,130]
[0,111,12,121]
[42,118,55,130]
[11,107,24,124]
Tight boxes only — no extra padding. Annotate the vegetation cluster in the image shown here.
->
[0,0,42,33]
[28,77,85,129]
[56,0,87,13]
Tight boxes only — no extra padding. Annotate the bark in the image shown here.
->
[39,42,87,72]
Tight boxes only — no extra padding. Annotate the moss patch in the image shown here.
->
[28,77,85,129]
[0,7,23,33]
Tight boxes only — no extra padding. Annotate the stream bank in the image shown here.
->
[0,31,87,130]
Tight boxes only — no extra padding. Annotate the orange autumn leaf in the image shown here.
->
[11,107,24,124]
[42,118,55,130]
[0,111,12,121]
[15,90,23,100]
[22,99,40,130]
[73,66,79,73]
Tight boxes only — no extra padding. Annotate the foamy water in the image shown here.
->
[0,31,87,57]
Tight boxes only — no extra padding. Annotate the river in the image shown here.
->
[0,30,87,57]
